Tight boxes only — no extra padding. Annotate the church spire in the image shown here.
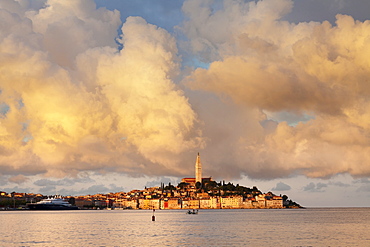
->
[195,152,202,184]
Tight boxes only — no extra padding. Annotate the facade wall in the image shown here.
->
[266,199,274,208]
[151,199,161,209]
[210,197,220,209]
[75,199,93,208]
[199,199,211,209]
[121,199,138,209]
[242,200,254,209]
[182,199,200,209]
[271,198,283,208]
[168,199,181,209]
[139,199,161,209]
[161,199,181,209]
[220,196,243,209]
[75,193,284,210]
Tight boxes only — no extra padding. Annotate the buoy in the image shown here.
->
[152,208,155,221]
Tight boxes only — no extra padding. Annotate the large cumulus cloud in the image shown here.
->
[1,0,370,185]
[183,0,370,179]
[0,0,202,179]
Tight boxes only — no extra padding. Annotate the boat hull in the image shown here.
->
[27,204,79,210]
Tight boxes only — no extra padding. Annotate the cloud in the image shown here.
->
[67,184,124,196]
[38,185,57,195]
[0,176,7,186]
[303,182,328,192]
[1,0,370,187]
[8,175,29,184]
[356,185,370,192]
[107,183,125,193]
[183,0,370,180]
[353,178,370,184]
[0,0,203,180]
[272,182,291,191]
[32,175,97,195]
[33,176,95,187]
[28,0,122,68]
[329,181,350,187]
[145,177,179,188]
[35,183,124,196]
[2,186,30,193]
[34,179,68,187]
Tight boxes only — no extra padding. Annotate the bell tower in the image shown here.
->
[195,152,202,184]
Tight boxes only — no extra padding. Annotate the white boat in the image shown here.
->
[27,196,78,210]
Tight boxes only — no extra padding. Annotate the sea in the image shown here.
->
[1,208,370,246]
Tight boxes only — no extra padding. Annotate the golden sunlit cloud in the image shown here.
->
[0,0,202,179]
[1,0,370,183]
[183,0,370,179]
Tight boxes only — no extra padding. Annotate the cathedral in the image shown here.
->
[181,153,212,186]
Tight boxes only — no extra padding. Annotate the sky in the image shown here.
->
[1,0,370,207]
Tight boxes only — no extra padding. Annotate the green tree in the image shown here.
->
[204,181,218,190]
[177,182,188,189]
[195,182,202,189]
[164,182,176,191]
[235,185,252,195]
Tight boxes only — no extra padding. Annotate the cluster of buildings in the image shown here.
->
[0,188,284,210]
[1,154,286,210]
[72,188,284,210]
[72,153,284,210]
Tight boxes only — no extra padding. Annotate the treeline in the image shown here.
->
[161,180,262,196]
[160,180,302,208]
[0,198,26,208]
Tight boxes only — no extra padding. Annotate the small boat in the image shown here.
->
[27,196,78,210]
[187,209,198,214]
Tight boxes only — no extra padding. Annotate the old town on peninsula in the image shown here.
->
[0,153,302,210]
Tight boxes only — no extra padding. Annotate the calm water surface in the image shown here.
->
[1,208,370,246]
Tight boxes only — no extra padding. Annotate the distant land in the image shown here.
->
[1,153,302,210]
[0,180,302,210]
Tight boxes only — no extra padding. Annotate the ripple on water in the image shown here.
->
[1,208,370,246]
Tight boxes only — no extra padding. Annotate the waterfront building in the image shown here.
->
[242,198,255,209]
[113,199,129,209]
[266,198,275,208]
[138,199,151,209]
[182,198,200,209]
[210,197,221,209]
[116,199,138,209]
[271,196,283,208]
[220,196,243,209]
[75,198,93,208]
[139,198,160,209]
[199,198,211,209]
[255,194,267,208]
[161,198,181,209]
